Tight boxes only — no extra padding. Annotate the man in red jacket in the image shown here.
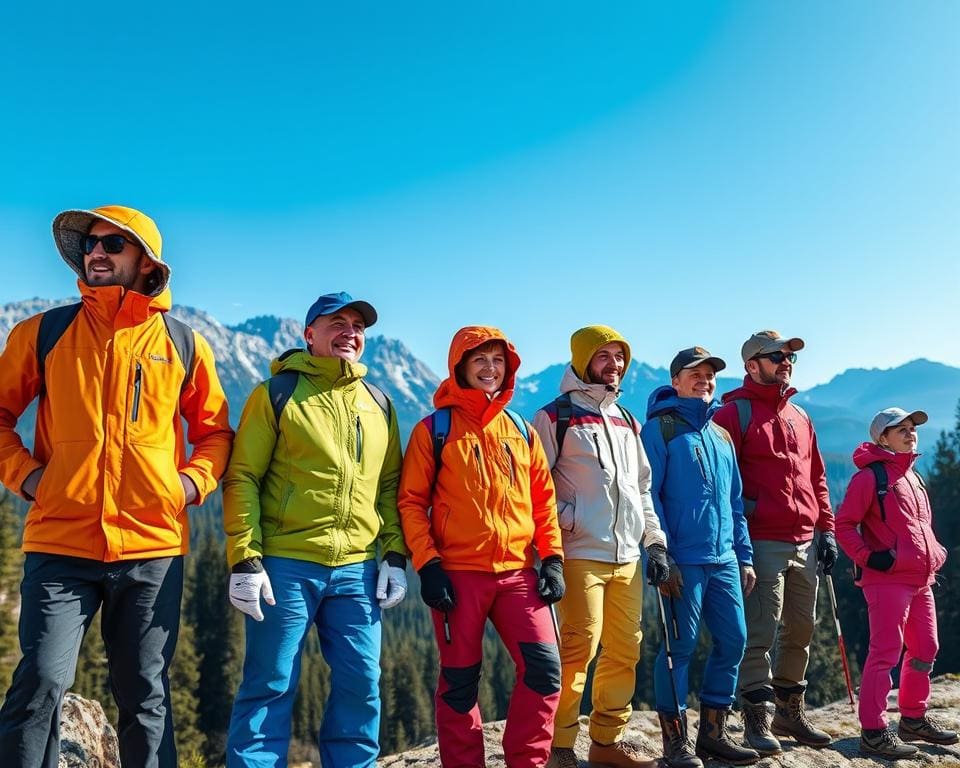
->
[712,330,837,756]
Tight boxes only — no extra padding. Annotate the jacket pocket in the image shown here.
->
[557,499,576,532]
[276,482,296,534]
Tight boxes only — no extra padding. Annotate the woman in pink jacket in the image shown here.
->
[836,407,956,760]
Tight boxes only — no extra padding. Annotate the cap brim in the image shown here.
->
[897,410,928,428]
[344,300,377,327]
[756,336,804,355]
[678,356,726,374]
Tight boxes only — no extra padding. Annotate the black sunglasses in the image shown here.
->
[81,234,138,255]
[754,351,797,364]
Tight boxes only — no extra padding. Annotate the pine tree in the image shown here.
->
[169,618,205,762]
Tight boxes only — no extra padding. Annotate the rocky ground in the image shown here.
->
[377,675,960,768]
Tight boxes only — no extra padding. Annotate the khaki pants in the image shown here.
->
[553,559,642,747]
[739,539,819,698]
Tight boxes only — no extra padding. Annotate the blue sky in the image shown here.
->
[1,2,957,388]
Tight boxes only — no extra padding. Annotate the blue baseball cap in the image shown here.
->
[304,292,378,329]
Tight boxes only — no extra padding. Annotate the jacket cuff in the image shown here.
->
[384,552,407,569]
[179,467,210,506]
[13,457,44,501]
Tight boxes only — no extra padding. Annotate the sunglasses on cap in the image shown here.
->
[754,351,798,364]
[81,234,139,255]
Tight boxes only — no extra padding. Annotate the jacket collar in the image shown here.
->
[78,279,171,327]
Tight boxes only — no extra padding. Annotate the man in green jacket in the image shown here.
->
[223,291,407,768]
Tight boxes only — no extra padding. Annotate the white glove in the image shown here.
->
[229,569,276,621]
[376,559,407,609]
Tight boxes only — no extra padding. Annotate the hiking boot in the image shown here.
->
[899,714,960,745]
[546,746,580,768]
[771,685,831,747]
[740,700,782,756]
[860,727,920,759]
[696,704,761,765]
[658,711,702,768]
[587,739,658,768]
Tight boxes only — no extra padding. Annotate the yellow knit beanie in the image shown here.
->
[570,325,631,381]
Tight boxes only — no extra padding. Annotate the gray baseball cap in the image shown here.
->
[670,346,726,378]
[869,407,928,443]
[740,330,805,363]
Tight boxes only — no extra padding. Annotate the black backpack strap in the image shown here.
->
[868,461,888,522]
[659,413,676,444]
[362,380,392,422]
[268,371,300,426]
[616,403,638,435]
[161,314,196,393]
[554,393,573,457]
[36,303,83,398]
[734,398,751,436]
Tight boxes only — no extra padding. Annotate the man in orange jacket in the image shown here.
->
[0,205,234,768]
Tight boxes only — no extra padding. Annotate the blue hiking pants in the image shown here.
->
[226,557,381,768]
[654,559,746,713]
[0,553,183,768]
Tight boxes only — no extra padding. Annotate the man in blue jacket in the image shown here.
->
[641,347,759,768]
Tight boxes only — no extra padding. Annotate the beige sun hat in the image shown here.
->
[52,205,169,294]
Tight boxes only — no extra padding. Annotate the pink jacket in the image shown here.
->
[836,442,947,587]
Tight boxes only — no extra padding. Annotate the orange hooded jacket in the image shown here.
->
[0,282,234,561]
[398,326,562,572]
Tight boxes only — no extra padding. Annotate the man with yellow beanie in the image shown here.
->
[533,326,670,768]
[0,205,234,767]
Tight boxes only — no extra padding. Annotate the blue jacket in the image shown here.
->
[640,386,752,566]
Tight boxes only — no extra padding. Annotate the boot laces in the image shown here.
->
[878,726,907,748]
[788,693,814,727]
[666,720,695,752]
[743,703,771,734]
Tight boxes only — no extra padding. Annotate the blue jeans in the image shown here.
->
[227,557,381,768]
[654,559,747,713]
[0,553,183,768]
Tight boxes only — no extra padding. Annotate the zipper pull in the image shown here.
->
[504,442,516,485]
[131,361,143,422]
[356,415,362,462]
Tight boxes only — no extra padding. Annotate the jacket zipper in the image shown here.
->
[592,433,605,469]
[131,362,142,422]
[355,415,362,463]
[694,445,707,481]
[504,442,516,485]
[473,445,487,487]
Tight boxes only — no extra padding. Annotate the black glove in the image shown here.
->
[817,532,839,575]
[419,560,456,612]
[866,550,896,572]
[646,544,670,586]
[537,555,565,604]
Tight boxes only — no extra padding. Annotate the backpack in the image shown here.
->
[425,406,531,490]
[267,368,392,426]
[552,392,637,459]
[36,302,195,398]
[866,461,925,523]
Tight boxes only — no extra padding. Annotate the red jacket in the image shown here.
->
[712,377,833,543]
[836,443,946,587]
[398,326,562,573]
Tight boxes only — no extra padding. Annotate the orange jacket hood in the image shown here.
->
[433,326,522,426]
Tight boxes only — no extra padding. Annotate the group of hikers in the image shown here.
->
[0,204,953,768]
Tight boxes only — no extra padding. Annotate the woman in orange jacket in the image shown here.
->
[399,326,564,768]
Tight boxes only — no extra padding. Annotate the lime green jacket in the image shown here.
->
[223,350,406,568]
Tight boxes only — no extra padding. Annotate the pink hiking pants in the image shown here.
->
[860,583,938,729]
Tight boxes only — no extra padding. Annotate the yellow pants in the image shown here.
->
[552,559,643,747]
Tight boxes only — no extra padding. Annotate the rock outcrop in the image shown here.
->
[378,675,960,767]
[59,692,120,768]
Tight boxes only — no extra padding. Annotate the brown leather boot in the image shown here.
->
[740,699,782,756]
[657,712,702,768]
[587,739,658,768]
[771,685,831,747]
[696,704,761,765]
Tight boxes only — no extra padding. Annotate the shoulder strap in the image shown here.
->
[554,393,573,456]
[734,398,751,436]
[268,371,300,425]
[659,413,676,444]
[362,380,392,422]
[868,461,888,522]
[161,314,196,393]
[616,403,638,435]
[429,408,452,491]
[36,303,83,397]
[504,408,532,446]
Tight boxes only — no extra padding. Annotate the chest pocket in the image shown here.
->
[127,350,185,447]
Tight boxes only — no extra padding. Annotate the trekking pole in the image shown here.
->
[655,588,685,734]
[549,604,561,646]
[443,611,451,644]
[824,573,856,713]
